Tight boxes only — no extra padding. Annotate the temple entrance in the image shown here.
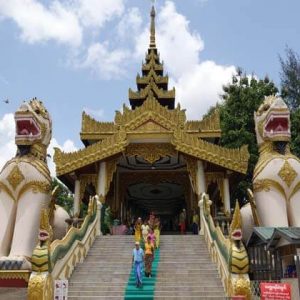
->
[103,146,199,233]
[126,181,186,232]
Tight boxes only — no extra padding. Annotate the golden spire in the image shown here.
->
[150,5,156,48]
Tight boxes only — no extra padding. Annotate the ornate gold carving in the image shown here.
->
[28,273,53,300]
[6,166,24,189]
[0,270,30,282]
[185,156,198,194]
[81,112,116,136]
[0,181,15,201]
[185,109,221,133]
[126,143,176,164]
[116,96,186,130]
[229,275,251,300]
[129,83,175,100]
[56,96,249,176]
[230,201,242,234]
[136,69,168,86]
[172,129,249,174]
[253,179,286,200]
[278,160,297,187]
[28,209,53,300]
[247,189,261,226]
[54,129,128,176]
[79,174,98,200]
[105,158,118,194]
[18,181,51,200]
[134,120,169,133]
[290,182,300,201]
[0,180,51,202]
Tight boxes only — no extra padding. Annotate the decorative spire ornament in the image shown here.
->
[149,2,156,48]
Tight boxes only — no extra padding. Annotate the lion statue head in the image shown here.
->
[14,98,52,160]
[254,95,290,147]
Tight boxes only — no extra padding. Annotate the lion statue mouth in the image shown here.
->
[15,116,41,140]
[264,112,290,140]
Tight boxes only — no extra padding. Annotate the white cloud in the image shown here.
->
[79,42,129,79]
[48,138,77,177]
[0,0,82,46]
[0,0,125,47]
[174,61,235,119]
[73,0,124,29]
[0,113,77,177]
[117,7,142,39]
[0,0,237,117]
[0,113,17,171]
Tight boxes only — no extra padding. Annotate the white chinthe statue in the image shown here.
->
[241,95,300,242]
[0,98,68,270]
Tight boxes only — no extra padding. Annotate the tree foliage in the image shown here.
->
[219,72,278,203]
[51,178,74,215]
[280,47,300,111]
[279,47,300,158]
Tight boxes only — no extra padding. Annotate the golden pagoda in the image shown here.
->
[54,6,249,225]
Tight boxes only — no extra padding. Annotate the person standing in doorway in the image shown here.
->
[132,241,144,288]
[192,210,199,234]
[179,209,186,234]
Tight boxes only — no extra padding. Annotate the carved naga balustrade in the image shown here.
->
[200,193,251,299]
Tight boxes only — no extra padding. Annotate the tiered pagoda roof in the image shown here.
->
[129,6,175,109]
[54,6,250,181]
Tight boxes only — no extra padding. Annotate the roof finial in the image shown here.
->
[150,2,156,48]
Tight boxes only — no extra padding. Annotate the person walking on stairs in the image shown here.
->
[132,241,144,288]
[144,235,155,278]
[179,208,186,234]
[154,217,161,248]
[134,217,142,242]
[141,219,150,242]
[192,210,199,234]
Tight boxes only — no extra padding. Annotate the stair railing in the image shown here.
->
[200,193,251,299]
[28,195,102,300]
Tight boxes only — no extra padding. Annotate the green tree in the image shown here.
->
[51,178,74,215]
[280,47,300,111]
[279,47,300,158]
[219,72,278,203]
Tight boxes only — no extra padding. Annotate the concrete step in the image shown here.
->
[0,288,27,300]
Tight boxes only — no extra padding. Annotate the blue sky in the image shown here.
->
[0,0,299,174]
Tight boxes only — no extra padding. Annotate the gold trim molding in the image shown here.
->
[0,270,31,282]
[126,143,176,164]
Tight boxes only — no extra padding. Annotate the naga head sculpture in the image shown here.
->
[230,201,243,242]
[15,98,52,159]
[255,95,291,147]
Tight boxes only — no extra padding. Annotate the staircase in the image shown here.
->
[0,235,227,300]
[0,287,27,299]
[68,235,133,299]
[154,235,226,299]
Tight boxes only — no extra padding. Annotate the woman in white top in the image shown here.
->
[141,220,150,242]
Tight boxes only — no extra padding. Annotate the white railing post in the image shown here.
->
[96,195,102,236]
[198,195,204,235]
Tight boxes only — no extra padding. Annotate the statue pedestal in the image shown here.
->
[0,270,31,287]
